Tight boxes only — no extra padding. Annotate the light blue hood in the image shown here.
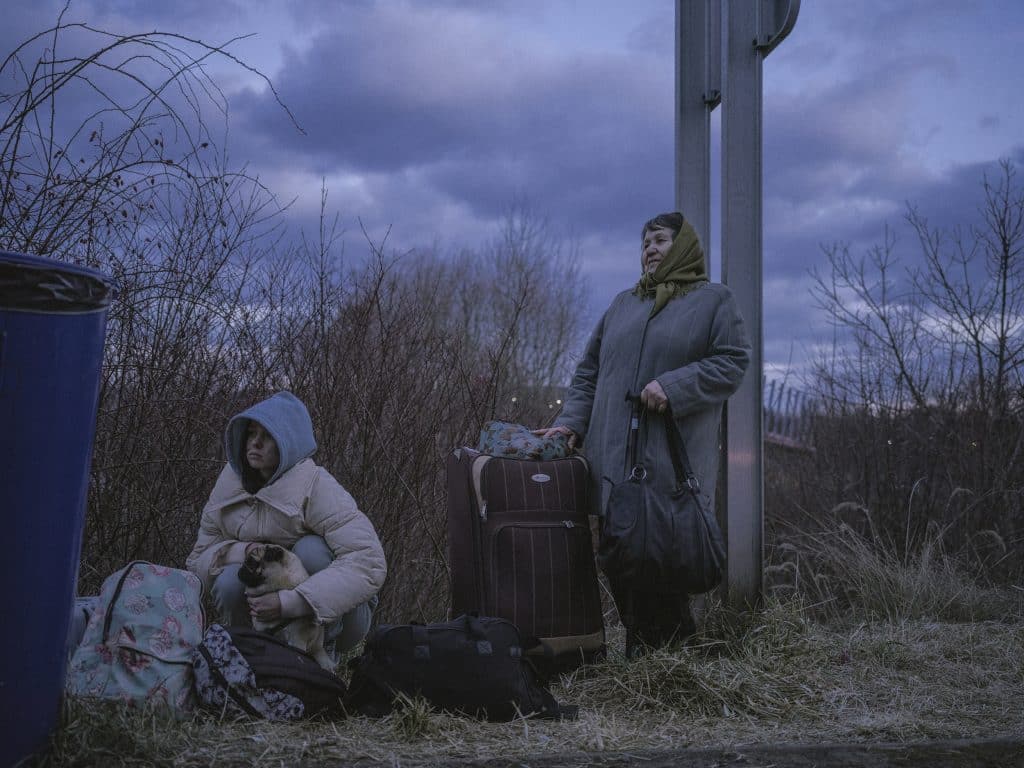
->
[225,391,316,489]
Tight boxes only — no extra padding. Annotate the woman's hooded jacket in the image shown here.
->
[186,392,386,622]
[555,227,751,523]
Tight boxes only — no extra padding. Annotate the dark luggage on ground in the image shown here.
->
[344,614,574,721]
[446,447,605,674]
[192,624,347,720]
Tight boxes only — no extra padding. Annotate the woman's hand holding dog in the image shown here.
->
[248,591,282,623]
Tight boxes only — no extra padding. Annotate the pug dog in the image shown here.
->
[238,543,334,669]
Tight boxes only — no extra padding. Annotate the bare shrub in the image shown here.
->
[1,14,298,587]
[2,16,586,621]
[445,203,585,427]
[770,161,1024,585]
[273,209,586,622]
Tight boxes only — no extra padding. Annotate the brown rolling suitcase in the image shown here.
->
[446,448,605,673]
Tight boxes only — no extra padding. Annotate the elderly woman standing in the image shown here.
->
[538,212,750,656]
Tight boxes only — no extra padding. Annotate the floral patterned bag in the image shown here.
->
[191,624,347,720]
[476,421,572,460]
[65,561,205,712]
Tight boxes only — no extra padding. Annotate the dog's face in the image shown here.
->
[237,543,308,591]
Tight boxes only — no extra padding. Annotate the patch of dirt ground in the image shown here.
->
[326,737,1024,768]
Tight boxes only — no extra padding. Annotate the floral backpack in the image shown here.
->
[66,561,205,711]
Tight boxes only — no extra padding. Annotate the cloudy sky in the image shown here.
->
[5,1,1023,377]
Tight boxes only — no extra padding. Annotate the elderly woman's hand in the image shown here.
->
[532,424,579,450]
[640,380,669,413]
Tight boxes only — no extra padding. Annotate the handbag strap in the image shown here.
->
[662,408,700,495]
[625,390,698,493]
[624,392,647,480]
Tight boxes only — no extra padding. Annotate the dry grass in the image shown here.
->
[767,513,1024,624]
[31,517,1024,766]
[35,597,1024,767]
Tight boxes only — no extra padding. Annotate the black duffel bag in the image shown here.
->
[597,396,726,594]
[344,614,575,721]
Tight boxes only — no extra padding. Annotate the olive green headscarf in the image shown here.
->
[633,216,709,317]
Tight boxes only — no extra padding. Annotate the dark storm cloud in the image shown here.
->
[755,0,1024,372]
[5,0,1022,375]
[229,2,675,240]
[762,137,1024,375]
[86,0,245,25]
[0,0,267,135]
[764,70,1022,277]
[761,0,1013,283]
[1,0,243,51]
[2,5,52,48]
[220,0,1024,369]
[230,7,556,171]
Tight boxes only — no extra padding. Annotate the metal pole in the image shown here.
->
[721,0,764,608]
[675,0,720,249]
[676,0,798,610]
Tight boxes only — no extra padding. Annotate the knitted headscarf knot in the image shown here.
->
[633,216,709,316]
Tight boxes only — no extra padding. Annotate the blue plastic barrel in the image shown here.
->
[0,252,116,767]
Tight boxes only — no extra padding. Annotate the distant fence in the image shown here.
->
[537,377,816,450]
[764,377,815,450]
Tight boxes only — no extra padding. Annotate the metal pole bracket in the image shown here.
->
[755,0,800,56]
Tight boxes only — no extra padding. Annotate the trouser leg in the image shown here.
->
[610,579,694,658]
[632,590,695,648]
[210,563,250,627]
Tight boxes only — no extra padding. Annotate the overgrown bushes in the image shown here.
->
[766,161,1024,603]
[1,20,584,621]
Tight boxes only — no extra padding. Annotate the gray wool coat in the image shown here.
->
[555,282,751,517]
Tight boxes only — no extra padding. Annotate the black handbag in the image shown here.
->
[344,614,576,721]
[597,394,726,594]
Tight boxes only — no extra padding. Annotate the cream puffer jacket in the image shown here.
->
[187,458,387,623]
